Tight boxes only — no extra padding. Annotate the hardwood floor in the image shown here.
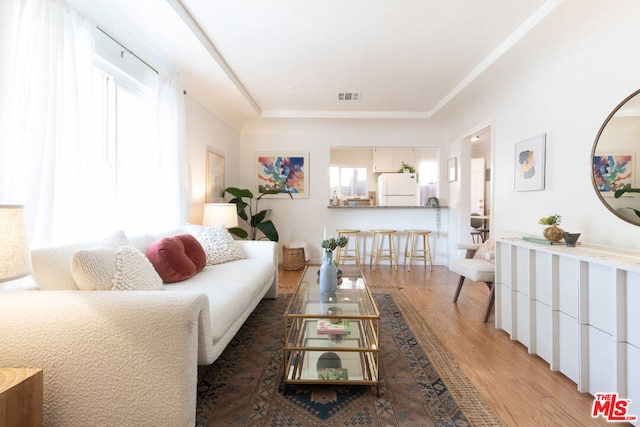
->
[278,264,616,426]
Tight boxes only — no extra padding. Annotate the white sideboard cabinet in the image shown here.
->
[496,236,639,421]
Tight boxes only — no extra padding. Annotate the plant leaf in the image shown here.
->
[225,187,254,199]
[256,220,279,242]
[228,227,248,239]
[251,209,268,226]
[256,189,282,200]
[229,197,249,221]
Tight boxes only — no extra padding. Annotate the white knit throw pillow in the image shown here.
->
[71,246,163,291]
[197,224,245,265]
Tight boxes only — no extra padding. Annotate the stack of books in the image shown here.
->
[316,319,350,335]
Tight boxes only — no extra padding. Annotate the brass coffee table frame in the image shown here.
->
[283,265,381,395]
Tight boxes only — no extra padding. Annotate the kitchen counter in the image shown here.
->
[327,205,446,209]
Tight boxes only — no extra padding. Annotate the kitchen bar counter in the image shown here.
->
[327,205,446,209]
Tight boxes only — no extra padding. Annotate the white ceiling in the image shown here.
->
[68,0,558,130]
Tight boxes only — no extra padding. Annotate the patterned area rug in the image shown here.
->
[196,292,502,426]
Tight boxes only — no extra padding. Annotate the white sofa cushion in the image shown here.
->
[71,246,163,291]
[31,231,131,290]
[128,227,188,254]
[449,258,495,283]
[165,258,274,343]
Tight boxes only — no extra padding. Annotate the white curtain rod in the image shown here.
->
[95,27,186,94]
[96,26,158,74]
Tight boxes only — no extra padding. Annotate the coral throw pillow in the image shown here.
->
[146,234,207,283]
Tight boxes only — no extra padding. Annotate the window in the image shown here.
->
[418,160,438,204]
[1,3,184,246]
[329,166,368,199]
[86,31,166,234]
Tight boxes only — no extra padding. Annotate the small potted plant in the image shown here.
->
[539,214,564,242]
[321,236,348,252]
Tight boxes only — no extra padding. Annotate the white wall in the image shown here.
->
[436,0,640,251]
[185,96,241,224]
[239,119,449,264]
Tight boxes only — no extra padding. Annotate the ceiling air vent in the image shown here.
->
[338,91,361,101]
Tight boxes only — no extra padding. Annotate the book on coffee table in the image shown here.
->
[317,368,348,380]
[316,319,350,335]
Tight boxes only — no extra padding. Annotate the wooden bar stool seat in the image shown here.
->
[403,229,433,272]
[369,229,398,271]
[335,229,361,267]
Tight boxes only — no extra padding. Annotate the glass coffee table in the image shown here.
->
[283,265,380,394]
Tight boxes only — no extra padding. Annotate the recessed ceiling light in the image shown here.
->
[471,135,480,142]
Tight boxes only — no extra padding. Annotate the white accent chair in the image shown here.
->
[449,240,495,322]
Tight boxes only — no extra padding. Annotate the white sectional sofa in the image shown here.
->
[0,226,278,427]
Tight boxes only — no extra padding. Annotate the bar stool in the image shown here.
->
[403,229,433,272]
[369,229,398,271]
[335,229,361,267]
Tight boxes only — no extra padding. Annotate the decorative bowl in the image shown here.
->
[562,232,581,247]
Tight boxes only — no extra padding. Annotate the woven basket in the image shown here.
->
[282,246,306,271]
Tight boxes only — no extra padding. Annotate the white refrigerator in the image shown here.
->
[377,173,419,206]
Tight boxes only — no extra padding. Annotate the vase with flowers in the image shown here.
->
[539,214,564,242]
[318,236,348,294]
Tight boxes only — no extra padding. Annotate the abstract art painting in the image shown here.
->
[592,152,634,196]
[514,134,546,191]
[255,152,309,198]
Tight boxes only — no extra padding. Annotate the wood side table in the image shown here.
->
[0,368,43,427]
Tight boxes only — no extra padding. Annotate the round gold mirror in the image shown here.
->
[591,89,640,225]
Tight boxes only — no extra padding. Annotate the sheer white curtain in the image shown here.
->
[0,0,97,247]
[157,76,191,229]
[0,0,192,246]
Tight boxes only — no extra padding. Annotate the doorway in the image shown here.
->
[467,125,492,240]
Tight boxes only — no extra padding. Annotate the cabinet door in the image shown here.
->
[392,148,415,170]
[372,148,394,173]
[373,147,415,173]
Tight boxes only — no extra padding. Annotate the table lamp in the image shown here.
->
[202,203,239,228]
[0,205,31,284]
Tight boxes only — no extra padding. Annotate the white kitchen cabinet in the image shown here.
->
[496,236,640,421]
[372,147,414,173]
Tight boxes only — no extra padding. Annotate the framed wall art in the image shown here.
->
[592,152,634,196]
[514,133,546,191]
[206,150,225,202]
[447,157,457,182]
[255,152,309,198]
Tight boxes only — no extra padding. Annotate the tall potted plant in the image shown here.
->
[224,187,292,242]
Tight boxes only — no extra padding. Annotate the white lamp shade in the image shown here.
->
[0,205,31,282]
[202,203,239,228]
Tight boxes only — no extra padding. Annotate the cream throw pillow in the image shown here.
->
[71,246,163,291]
[31,230,131,290]
[472,239,495,264]
[195,224,245,265]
